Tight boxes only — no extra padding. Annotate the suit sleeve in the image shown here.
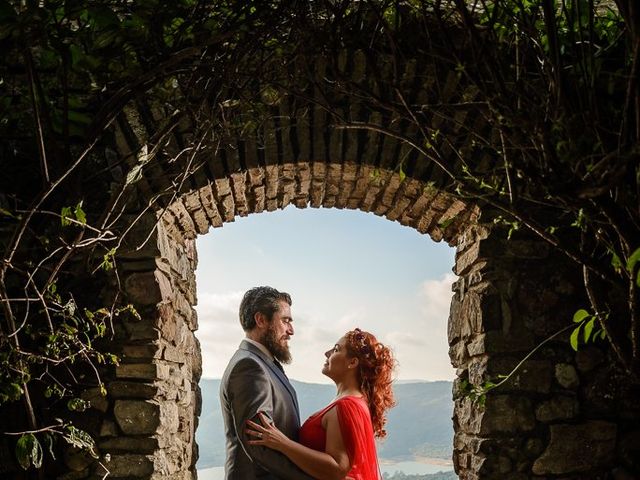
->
[227,356,316,480]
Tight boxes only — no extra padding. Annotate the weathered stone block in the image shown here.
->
[535,395,580,422]
[524,438,544,458]
[482,330,536,354]
[449,340,469,368]
[555,363,579,389]
[80,387,109,413]
[114,400,161,435]
[99,436,158,453]
[481,395,536,434]
[466,334,486,356]
[116,363,162,380]
[124,271,163,305]
[104,454,154,477]
[163,344,186,363]
[456,292,503,338]
[117,214,161,260]
[63,446,94,472]
[448,294,463,344]
[532,421,617,474]
[468,356,489,385]
[157,401,180,435]
[122,344,161,360]
[575,346,605,373]
[455,397,484,435]
[100,419,119,437]
[489,358,552,394]
[122,320,161,341]
[454,242,477,277]
[109,381,159,399]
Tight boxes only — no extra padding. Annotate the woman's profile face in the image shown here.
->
[321,335,352,379]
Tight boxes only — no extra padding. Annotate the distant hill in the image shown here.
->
[196,379,454,469]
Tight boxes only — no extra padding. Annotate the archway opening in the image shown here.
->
[193,206,457,478]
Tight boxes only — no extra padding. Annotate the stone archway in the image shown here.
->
[82,48,634,480]
[109,160,478,478]
[103,159,629,480]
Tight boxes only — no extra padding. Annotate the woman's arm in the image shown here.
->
[247,410,351,480]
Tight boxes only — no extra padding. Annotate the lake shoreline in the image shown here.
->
[380,455,454,467]
[198,455,454,479]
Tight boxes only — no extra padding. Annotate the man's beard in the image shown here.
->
[262,323,292,364]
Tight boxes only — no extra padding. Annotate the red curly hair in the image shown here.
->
[345,328,396,438]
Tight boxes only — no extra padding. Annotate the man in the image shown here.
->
[220,286,315,479]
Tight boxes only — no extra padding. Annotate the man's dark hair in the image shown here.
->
[239,286,292,331]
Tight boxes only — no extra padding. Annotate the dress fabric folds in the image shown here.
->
[299,396,381,480]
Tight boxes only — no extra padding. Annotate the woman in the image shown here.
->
[246,328,396,480]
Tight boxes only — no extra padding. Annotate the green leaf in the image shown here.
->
[67,398,90,412]
[573,309,590,323]
[43,433,56,460]
[62,426,98,458]
[74,201,86,224]
[61,206,73,226]
[398,163,406,183]
[611,251,622,273]
[15,434,42,470]
[15,434,32,470]
[583,317,596,342]
[627,247,640,274]
[100,247,116,271]
[0,207,16,218]
[570,325,582,351]
[0,382,23,403]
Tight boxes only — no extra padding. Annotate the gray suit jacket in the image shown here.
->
[220,340,315,480]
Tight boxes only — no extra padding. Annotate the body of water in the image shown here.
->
[380,460,453,475]
[199,460,453,479]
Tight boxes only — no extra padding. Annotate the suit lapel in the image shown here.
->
[239,340,300,416]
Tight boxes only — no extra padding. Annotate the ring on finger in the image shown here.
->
[258,432,263,439]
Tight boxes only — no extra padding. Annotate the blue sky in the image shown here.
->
[194,205,456,384]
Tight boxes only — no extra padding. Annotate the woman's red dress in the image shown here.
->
[299,395,381,480]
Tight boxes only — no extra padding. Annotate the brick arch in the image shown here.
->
[160,163,477,245]
[111,49,487,216]
[92,49,632,480]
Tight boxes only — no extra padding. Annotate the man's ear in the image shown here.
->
[254,311,268,329]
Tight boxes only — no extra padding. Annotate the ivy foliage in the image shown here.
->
[0,0,318,473]
[279,0,639,377]
[0,0,639,474]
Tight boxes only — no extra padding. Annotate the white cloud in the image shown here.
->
[385,331,427,347]
[197,290,244,313]
[193,275,458,382]
[419,273,457,325]
[391,272,457,380]
[195,290,245,379]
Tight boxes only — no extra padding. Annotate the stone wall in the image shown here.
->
[54,197,639,480]
[450,223,640,480]
[3,174,638,480]
[88,214,202,480]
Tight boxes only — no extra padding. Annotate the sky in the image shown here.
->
[194,205,457,384]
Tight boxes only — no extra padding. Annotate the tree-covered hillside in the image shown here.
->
[197,379,454,469]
